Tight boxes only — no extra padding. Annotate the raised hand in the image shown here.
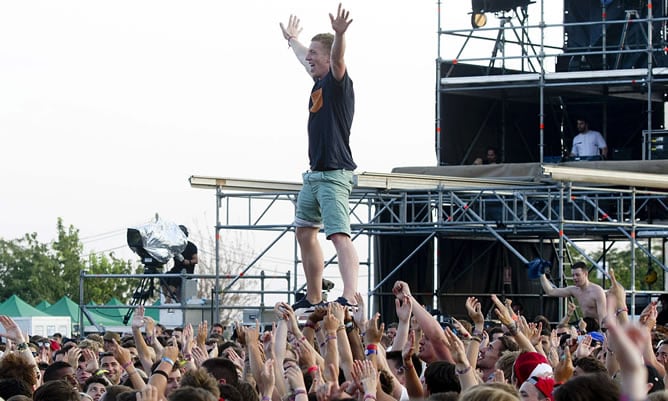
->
[395,296,412,323]
[465,297,484,327]
[353,292,367,327]
[574,334,599,359]
[491,295,513,327]
[0,315,25,343]
[132,306,146,330]
[258,358,275,398]
[329,3,353,35]
[392,281,412,302]
[280,15,303,41]
[196,321,208,348]
[443,327,467,365]
[136,384,158,401]
[354,359,377,396]
[365,313,384,345]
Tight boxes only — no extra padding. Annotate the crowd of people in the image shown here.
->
[0,267,667,401]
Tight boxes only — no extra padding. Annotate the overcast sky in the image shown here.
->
[0,1,562,274]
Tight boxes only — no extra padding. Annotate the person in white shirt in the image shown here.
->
[570,117,608,158]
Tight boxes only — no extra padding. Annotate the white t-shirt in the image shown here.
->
[571,130,607,157]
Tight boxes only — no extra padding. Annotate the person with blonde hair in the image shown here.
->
[459,382,520,401]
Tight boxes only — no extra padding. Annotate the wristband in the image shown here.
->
[307,365,318,374]
[470,336,482,343]
[325,334,337,343]
[363,395,377,401]
[161,357,175,365]
[455,365,472,375]
[366,344,378,351]
[337,324,346,332]
[262,397,271,401]
[616,307,628,316]
[472,329,483,336]
[293,388,307,396]
[121,361,133,370]
[17,343,28,351]
[152,370,169,379]
[304,321,316,330]
[365,349,378,356]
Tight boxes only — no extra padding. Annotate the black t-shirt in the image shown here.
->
[307,69,356,171]
[170,241,197,274]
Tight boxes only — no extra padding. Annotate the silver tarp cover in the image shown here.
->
[132,218,187,264]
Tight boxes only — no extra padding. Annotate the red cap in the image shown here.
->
[514,352,551,385]
[527,376,555,401]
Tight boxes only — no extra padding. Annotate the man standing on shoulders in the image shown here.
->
[571,117,607,159]
[539,261,607,326]
[280,3,359,312]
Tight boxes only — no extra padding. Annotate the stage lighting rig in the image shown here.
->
[471,0,532,28]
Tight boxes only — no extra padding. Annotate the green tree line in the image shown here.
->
[0,218,137,304]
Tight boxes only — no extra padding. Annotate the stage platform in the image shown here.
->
[393,160,668,189]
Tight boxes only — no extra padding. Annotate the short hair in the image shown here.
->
[117,392,139,401]
[423,362,461,394]
[201,358,239,387]
[498,336,519,353]
[0,378,32,399]
[458,382,520,401]
[495,350,520,383]
[488,326,505,338]
[169,387,218,401]
[217,384,242,401]
[83,375,112,391]
[582,317,599,332]
[554,372,620,401]
[386,322,399,330]
[311,33,334,54]
[43,361,73,382]
[235,381,259,401]
[33,380,79,401]
[428,392,460,401]
[572,261,587,271]
[573,356,607,374]
[180,369,220,397]
[386,350,423,377]
[6,395,33,401]
[102,385,134,401]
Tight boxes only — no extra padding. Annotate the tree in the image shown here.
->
[563,241,665,292]
[0,218,138,304]
[192,226,260,325]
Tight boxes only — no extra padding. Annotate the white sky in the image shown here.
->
[0,1,562,273]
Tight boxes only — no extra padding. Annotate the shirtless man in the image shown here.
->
[539,261,607,326]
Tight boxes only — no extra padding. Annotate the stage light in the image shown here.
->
[471,0,531,28]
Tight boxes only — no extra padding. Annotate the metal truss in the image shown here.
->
[191,174,668,318]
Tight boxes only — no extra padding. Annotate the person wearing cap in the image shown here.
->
[102,332,121,352]
[513,352,553,388]
[519,375,554,401]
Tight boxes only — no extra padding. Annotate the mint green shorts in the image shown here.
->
[295,169,354,238]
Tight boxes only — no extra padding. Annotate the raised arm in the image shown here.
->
[540,274,573,297]
[393,280,453,363]
[280,15,310,72]
[328,3,352,81]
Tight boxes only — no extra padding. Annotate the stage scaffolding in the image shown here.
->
[190,170,668,321]
[436,0,668,165]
